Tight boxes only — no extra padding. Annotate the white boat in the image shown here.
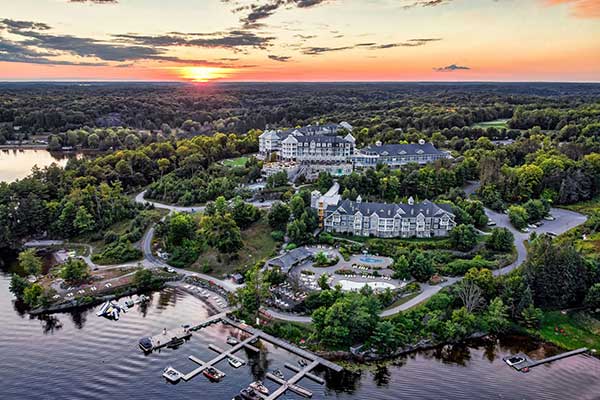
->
[226,336,239,345]
[228,357,244,368]
[96,301,112,317]
[249,381,269,395]
[163,366,182,383]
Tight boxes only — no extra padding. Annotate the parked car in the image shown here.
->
[521,227,530,233]
[544,215,555,221]
[487,221,496,227]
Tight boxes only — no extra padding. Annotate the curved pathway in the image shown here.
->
[134,190,276,213]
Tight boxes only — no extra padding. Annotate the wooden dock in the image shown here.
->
[148,327,191,351]
[181,334,260,381]
[504,347,589,371]
[265,360,320,399]
[284,363,325,384]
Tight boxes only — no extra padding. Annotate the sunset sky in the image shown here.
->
[1,0,599,82]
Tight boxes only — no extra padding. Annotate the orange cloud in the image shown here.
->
[544,0,600,18]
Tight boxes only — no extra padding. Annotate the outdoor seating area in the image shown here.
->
[268,283,309,311]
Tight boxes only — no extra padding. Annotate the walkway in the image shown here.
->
[134,190,276,213]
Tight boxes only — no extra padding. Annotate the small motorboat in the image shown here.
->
[297,359,308,367]
[228,357,244,368]
[227,336,239,346]
[505,355,526,367]
[239,387,260,400]
[139,337,153,352]
[162,366,182,383]
[96,301,112,317]
[249,381,269,395]
[203,367,225,382]
[125,299,134,308]
[167,336,185,348]
[272,369,284,379]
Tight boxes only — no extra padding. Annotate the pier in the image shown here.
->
[504,347,589,371]
[146,312,343,399]
[181,334,260,381]
[146,327,191,351]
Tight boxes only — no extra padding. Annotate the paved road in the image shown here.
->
[134,190,276,213]
[486,207,587,276]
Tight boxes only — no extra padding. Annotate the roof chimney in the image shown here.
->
[356,195,362,203]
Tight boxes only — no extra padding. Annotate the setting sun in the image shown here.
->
[179,66,231,82]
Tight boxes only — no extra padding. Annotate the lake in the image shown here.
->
[0,268,599,400]
[0,149,75,182]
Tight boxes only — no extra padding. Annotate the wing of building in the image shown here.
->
[352,141,450,168]
[320,195,456,238]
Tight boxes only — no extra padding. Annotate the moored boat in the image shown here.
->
[167,336,185,348]
[96,301,112,317]
[249,380,269,395]
[227,336,239,345]
[239,387,260,400]
[228,357,244,368]
[272,369,284,379]
[203,367,225,381]
[138,337,153,352]
[162,366,182,383]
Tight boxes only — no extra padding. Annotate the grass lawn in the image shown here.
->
[562,195,600,215]
[221,156,249,168]
[471,118,510,129]
[535,310,600,351]
[384,292,421,311]
[192,217,278,278]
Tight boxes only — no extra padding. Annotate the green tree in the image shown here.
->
[18,249,43,276]
[484,298,510,334]
[318,273,330,290]
[508,205,529,230]
[370,320,403,355]
[521,304,543,328]
[23,283,43,307]
[289,195,306,219]
[236,264,269,320]
[524,235,588,309]
[133,268,154,289]
[200,214,243,253]
[584,283,600,310]
[392,255,410,280]
[74,206,95,233]
[59,258,90,284]
[9,274,30,298]
[409,252,435,282]
[449,224,478,252]
[287,219,308,245]
[486,227,514,252]
[268,202,291,230]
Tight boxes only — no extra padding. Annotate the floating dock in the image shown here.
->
[147,313,343,399]
[181,334,260,381]
[146,327,192,351]
[504,347,589,371]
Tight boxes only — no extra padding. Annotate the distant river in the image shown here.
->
[0,267,599,400]
[0,149,77,182]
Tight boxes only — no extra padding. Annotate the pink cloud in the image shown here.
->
[544,0,600,18]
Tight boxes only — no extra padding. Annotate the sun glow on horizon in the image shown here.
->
[179,66,232,82]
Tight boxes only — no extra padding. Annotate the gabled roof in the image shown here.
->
[326,198,455,219]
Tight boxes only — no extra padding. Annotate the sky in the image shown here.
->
[0,0,599,82]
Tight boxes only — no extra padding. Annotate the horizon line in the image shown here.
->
[1,79,600,84]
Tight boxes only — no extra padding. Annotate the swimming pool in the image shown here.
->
[359,256,383,264]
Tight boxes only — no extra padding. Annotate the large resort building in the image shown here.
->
[312,185,456,238]
[259,123,450,170]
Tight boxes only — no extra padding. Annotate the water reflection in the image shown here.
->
[0,149,75,183]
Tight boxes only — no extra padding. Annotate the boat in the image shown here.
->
[239,387,260,400]
[125,299,134,308]
[272,369,284,379]
[228,357,244,368]
[139,337,153,352]
[162,366,182,383]
[203,367,225,381]
[504,355,526,366]
[167,336,185,348]
[96,301,112,317]
[298,359,308,367]
[227,336,239,345]
[249,381,269,395]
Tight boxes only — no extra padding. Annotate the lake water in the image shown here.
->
[0,149,74,182]
[1,268,599,400]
